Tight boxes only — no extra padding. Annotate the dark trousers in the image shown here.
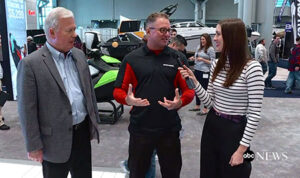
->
[265,61,278,87]
[200,109,251,178]
[194,70,209,106]
[128,132,182,178]
[42,118,92,178]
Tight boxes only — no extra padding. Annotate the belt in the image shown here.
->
[213,108,245,123]
[73,116,88,130]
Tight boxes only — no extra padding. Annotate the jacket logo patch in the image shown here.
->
[163,64,174,68]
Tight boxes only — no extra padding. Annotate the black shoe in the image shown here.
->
[265,86,276,90]
[0,124,10,130]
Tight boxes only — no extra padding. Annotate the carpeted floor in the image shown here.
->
[264,80,300,98]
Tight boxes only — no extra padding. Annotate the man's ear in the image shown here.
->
[49,28,56,39]
[146,28,151,36]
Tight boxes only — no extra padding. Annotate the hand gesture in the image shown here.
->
[196,57,202,61]
[295,66,299,71]
[158,88,182,110]
[28,149,43,163]
[178,65,198,86]
[125,84,150,106]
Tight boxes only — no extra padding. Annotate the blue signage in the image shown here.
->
[5,0,26,99]
[285,22,292,32]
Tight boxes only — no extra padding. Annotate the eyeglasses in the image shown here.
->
[149,27,171,34]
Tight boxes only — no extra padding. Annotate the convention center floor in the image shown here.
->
[0,67,299,178]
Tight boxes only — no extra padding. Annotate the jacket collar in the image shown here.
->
[142,44,171,56]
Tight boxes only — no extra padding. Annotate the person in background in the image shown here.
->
[168,34,189,67]
[285,36,300,94]
[170,28,177,39]
[113,12,194,178]
[179,18,264,178]
[120,151,157,178]
[74,35,83,50]
[0,63,9,131]
[17,7,99,178]
[265,36,280,89]
[188,33,215,115]
[168,35,185,52]
[27,36,37,55]
[0,35,10,131]
[255,38,268,75]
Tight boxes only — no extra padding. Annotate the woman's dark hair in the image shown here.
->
[200,33,213,53]
[212,18,251,87]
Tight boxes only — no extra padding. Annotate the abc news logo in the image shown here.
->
[243,150,255,162]
[243,150,288,162]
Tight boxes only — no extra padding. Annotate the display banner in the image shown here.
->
[277,0,288,22]
[5,0,27,99]
[291,0,300,43]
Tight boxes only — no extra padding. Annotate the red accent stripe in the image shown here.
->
[173,71,195,108]
[113,63,138,105]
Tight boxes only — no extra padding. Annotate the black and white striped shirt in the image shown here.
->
[194,59,264,147]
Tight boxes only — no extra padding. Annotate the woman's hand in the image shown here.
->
[196,57,203,61]
[178,65,199,87]
[229,145,248,166]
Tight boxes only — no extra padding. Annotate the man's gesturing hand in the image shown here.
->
[158,88,182,110]
[125,84,150,106]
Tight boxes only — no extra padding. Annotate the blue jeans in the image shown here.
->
[265,62,278,87]
[260,61,267,75]
[124,150,156,178]
[145,150,156,178]
[285,71,300,93]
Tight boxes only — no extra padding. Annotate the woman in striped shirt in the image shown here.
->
[179,19,264,177]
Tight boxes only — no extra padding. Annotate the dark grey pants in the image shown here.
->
[42,118,91,178]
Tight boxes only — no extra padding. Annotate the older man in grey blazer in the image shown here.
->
[17,7,99,178]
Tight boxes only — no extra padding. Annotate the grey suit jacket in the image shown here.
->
[17,45,100,163]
